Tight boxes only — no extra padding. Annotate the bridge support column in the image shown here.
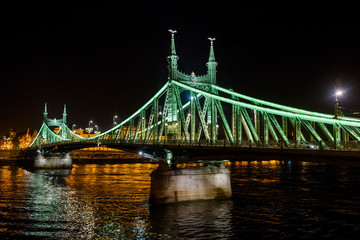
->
[343,130,349,147]
[254,110,260,138]
[211,98,217,143]
[295,118,302,147]
[149,163,232,204]
[34,153,72,169]
[333,124,341,149]
[282,116,288,137]
[310,121,316,142]
[263,112,269,146]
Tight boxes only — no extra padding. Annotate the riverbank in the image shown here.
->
[0,150,22,159]
[0,149,154,163]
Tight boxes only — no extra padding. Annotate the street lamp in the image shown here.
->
[86,120,93,137]
[113,115,118,126]
[94,124,101,135]
[72,124,76,131]
[335,90,343,118]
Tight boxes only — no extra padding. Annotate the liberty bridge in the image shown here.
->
[26,31,360,167]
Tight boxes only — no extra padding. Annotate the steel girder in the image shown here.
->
[31,79,360,153]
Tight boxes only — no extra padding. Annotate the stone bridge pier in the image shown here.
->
[148,149,232,204]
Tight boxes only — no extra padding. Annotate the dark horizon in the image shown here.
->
[1,2,360,136]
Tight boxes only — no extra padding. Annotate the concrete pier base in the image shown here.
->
[34,153,72,169]
[149,164,232,204]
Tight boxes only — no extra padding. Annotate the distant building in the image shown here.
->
[0,128,37,150]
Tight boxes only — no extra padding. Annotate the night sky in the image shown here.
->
[1,2,360,136]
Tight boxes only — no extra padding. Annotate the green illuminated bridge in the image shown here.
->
[27,32,360,165]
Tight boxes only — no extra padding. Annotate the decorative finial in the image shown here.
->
[168,29,177,36]
[208,37,216,43]
[168,29,177,56]
[207,37,216,62]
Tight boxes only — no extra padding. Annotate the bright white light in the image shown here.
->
[336,90,343,96]
[139,151,143,155]
[190,96,194,100]
[188,113,191,116]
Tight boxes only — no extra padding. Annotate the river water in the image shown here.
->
[0,160,359,239]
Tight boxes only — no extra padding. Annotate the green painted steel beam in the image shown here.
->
[267,113,291,148]
[341,125,360,141]
[215,100,234,144]
[212,84,360,123]
[172,81,360,127]
[240,109,253,143]
[190,91,196,142]
[237,105,242,145]
[263,112,269,145]
[194,95,210,141]
[282,116,288,137]
[300,119,328,149]
[241,107,259,142]
[266,114,279,143]
[333,124,341,149]
[254,110,260,137]
[317,122,334,142]
[174,85,190,142]
[89,83,168,140]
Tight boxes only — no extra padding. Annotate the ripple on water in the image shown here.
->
[0,161,360,239]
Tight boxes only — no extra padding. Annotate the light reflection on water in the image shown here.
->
[0,161,360,239]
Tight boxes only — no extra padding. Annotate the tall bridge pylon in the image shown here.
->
[30,31,360,157]
[31,104,84,147]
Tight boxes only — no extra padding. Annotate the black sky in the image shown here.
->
[1,2,360,136]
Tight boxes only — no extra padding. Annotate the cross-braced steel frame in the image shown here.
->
[30,32,360,155]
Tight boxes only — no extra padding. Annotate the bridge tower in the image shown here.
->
[43,103,48,120]
[206,39,218,84]
[62,104,67,124]
[207,39,218,142]
[165,31,181,140]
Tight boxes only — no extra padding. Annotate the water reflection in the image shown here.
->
[33,168,72,176]
[149,200,233,239]
[1,161,360,239]
[24,169,96,239]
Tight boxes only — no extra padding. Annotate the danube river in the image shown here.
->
[0,160,359,239]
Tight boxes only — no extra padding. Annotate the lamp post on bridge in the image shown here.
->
[86,120,93,138]
[335,90,343,118]
[72,124,76,131]
[113,115,118,127]
[94,125,101,135]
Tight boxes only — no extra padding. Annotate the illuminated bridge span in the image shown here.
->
[28,32,360,164]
